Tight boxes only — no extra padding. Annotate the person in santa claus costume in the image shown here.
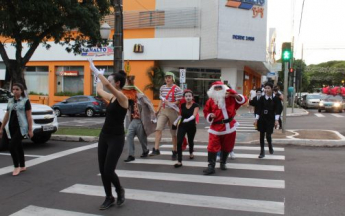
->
[203,81,247,175]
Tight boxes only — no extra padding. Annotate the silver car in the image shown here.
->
[301,94,322,109]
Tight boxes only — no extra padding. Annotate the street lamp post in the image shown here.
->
[100,0,123,73]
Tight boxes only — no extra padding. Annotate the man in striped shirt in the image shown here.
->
[149,72,183,160]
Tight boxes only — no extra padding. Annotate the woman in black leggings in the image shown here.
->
[0,83,33,176]
[173,90,199,168]
[89,59,128,210]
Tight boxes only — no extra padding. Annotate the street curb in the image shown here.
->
[51,135,345,147]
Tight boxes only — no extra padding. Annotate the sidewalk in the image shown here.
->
[52,106,345,147]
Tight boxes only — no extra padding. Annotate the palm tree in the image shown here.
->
[144,66,166,99]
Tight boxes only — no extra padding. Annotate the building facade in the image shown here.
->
[0,0,271,107]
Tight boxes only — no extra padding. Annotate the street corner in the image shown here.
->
[51,135,99,142]
[286,110,309,117]
[289,129,345,141]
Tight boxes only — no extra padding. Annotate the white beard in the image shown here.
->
[208,87,226,109]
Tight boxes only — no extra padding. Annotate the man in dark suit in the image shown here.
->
[249,88,263,117]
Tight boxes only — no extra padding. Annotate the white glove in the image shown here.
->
[183,115,195,123]
[173,116,182,126]
[94,68,105,83]
[159,96,166,102]
[88,58,101,77]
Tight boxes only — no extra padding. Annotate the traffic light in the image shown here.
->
[282,42,292,62]
[289,67,294,73]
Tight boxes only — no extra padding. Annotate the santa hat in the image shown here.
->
[211,81,224,87]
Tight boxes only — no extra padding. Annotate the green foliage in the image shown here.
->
[306,61,345,89]
[55,91,84,96]
[144,66,166,100]
[28,91,47,96]
[55,127,101,136]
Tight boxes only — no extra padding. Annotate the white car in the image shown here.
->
[0,88,58,150]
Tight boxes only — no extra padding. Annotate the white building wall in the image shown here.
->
[220,68,237,90]
[217,0,267,62]
[155,0,201,38]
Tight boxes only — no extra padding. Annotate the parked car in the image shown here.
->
[301,94,322,109]
[296,92,309,106]
[318,94,344,113]
[52,95,107,117]
[0,88,58,150]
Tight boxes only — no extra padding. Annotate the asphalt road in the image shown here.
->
[1,137,345,216]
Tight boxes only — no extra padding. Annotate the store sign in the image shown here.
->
[59,71,79,76]
[133,44,144,53]
[233,34,255,41]
[226,0,265,18]
[179,68,186,83]
[81,46,114,56]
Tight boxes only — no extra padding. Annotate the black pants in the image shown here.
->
[5,128,25,168]
[98,132,125,198]
[176,125,196,162]
[260,131,272,146]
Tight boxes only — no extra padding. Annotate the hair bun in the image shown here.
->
[118,70,127,77]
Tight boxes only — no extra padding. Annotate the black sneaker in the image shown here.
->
[99,197,115,210]
[171,151,177,161]
[140,149,150,158]
[124,155,135,162]
[116,187,125,206]
[149,148,160,156]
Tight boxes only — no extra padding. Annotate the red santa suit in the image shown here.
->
[203,84,247,153]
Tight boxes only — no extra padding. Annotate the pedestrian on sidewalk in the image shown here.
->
[0,83,33,176]
[149,72,183,160]
[122,76,156,162]
[273,86,283,129]
[203,81,247,175]
[89,59,127,210]
[254,82,282,159]
[249,88,263,117]
[173,89,199,168]
[248,86,257,113]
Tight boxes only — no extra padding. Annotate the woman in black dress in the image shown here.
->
[89,59,128,210]
[173,90,199,168]
[254,83,282,158]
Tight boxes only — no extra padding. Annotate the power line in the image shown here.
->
[298,0,305,36]
[134,0,150,11]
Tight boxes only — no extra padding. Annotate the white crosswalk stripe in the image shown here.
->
[331,114,344,117]
[61,184,285,215]
[158,151,285,160]
[29,142,285,215]
[10,205,100,216]
[128,159,285,171]
[314,113,325,117]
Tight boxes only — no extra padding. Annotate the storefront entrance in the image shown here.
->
[184,68,221,107]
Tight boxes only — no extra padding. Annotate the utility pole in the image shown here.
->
[113,0,123,73]
[281,42,292,133]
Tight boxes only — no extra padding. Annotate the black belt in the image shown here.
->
[213,117,233,125]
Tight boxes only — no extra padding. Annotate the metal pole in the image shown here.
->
[113,0,123,73]
[282,62,288,133]
[292,69,296,113]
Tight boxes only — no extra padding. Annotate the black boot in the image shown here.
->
[171,151,177,161]
[116,187,125,206]
[268,142,274,154]
[258,142,265,158]
[203,152,217,175]
[220,151,230,170]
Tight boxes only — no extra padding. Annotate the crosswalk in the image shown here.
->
[11,143,286,215]
[314,113,344,118]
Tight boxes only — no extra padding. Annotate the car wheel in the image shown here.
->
[31,133,52,144]
[86,108,94,117]
[54,108,61,117]
[318,109,321,113]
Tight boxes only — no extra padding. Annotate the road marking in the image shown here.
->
[10,205,100,216]
[157,151,285,160]
[331,114,344,117]
[125,159,285,171]
[61,184,284,215]
[0,153,43,158]
[314,113,325,117]
[114,170,285,188]
[160,145,285,151]
[0,143,98,176]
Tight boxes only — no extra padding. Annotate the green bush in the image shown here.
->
[55,91,84,96]
[28,91,48,96]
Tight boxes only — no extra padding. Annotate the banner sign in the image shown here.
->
[81,46,114,56]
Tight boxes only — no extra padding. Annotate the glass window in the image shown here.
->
[56,66,84,95]
[66,97,78,103]
[78,97,90,102]
[24,67,49,95]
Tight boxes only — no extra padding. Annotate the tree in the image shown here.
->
[0,0,110,89]
[144,66,166,99]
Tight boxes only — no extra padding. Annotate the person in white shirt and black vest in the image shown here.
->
[254,82,282,158]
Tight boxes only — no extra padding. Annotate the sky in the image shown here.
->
[267,0,345,66]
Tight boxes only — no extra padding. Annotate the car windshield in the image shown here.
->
[324,95,343,102]
[0,89,13,103]
[307,95,321,99]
